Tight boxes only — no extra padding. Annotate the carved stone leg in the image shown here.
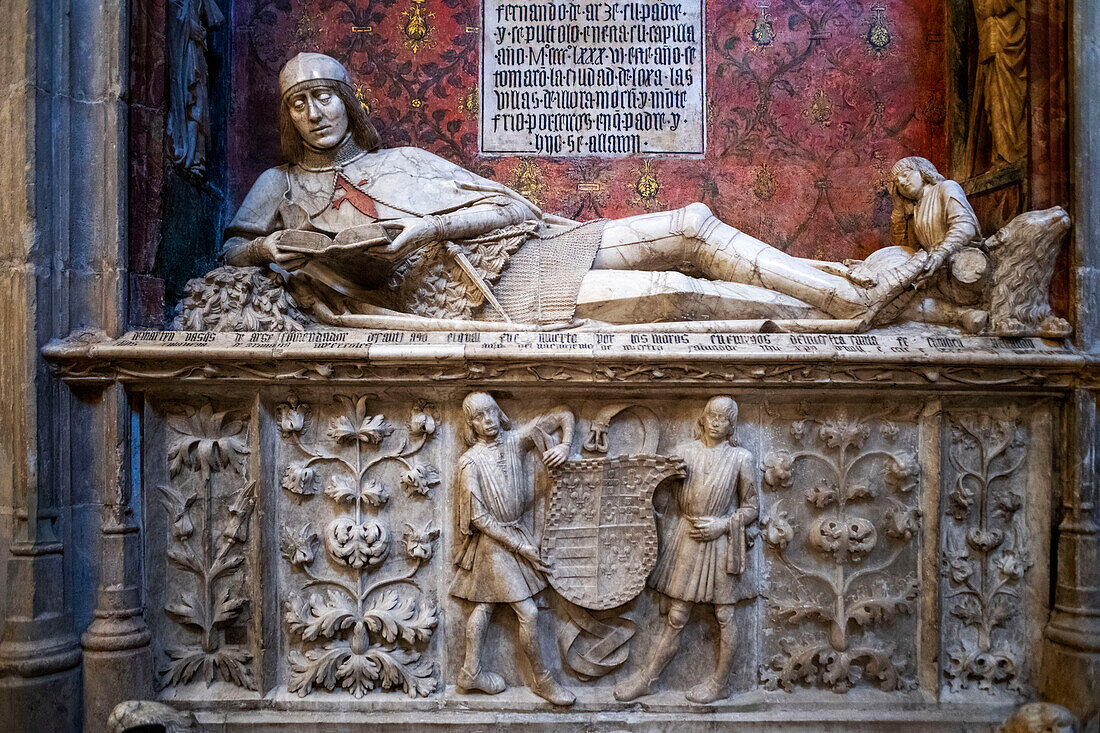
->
[513,599,574,706]
[613,600,689,701]
[685,603,737,704]
[1041,390,1100,722]
[456,602,504,695]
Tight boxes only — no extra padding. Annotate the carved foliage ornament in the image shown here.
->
[280,395,440,697]
[760,409,920,693]
[158,402,256,689]
[942,409,1031,693]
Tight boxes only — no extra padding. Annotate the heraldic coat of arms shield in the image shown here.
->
[544,455,686,611]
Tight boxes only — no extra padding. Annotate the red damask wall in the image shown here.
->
[229,0,947,263]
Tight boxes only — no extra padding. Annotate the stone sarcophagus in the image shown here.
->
[43,329,1079,731]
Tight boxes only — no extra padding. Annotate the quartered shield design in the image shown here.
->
[544,454,686,610]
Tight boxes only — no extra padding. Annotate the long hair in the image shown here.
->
[888,156,945,209]
[694,396,738,445]
[461,392,513,446]
[278,80,381,163]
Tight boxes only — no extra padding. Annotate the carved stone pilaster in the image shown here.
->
[1041,390,1100,721]
[81,384,153,730]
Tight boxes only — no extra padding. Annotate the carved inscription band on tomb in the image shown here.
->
[481,0,705,155]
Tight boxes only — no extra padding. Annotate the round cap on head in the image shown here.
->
[279,53,350,99]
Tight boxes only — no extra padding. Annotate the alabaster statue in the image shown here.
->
[214,53,895,329]
[615,397,759,704]
[450,393,576,706]
[173,52,1070,336]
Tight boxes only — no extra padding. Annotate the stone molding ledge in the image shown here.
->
[42,329,1093,390]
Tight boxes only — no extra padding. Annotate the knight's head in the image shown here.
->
[278,52,380,162]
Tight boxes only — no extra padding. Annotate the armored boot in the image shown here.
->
[613,620,682,702]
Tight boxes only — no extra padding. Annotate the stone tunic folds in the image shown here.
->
[450,430,548,604]
[648,440,759,605]
[890,179,981,256]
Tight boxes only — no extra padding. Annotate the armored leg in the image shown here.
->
[593,204,871,319]
[613,598,691,701]
[456,602,505,695]
[686,603,738,704]
[512,598,575,706]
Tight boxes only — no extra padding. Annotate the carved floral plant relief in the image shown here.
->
[158,402,257,690]
[760,406,921,693]
[279,394,440,697]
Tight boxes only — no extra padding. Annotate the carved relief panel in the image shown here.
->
[759,404,923,694]
[135,386,1054,715]
[272,393,443,698]
[939,406,1051,698]
[145,397,259,694]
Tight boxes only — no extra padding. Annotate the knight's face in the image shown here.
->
[894,167,924,200]
[287,85,349,149]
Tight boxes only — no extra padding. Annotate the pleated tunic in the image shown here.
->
[648,440,759,605]
[450,431,547,604]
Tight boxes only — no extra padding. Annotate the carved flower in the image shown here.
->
[966,528,1005,553]
[995,552,1026,582]
[945,554,973,584]
[763,510,794,549]
[326,517,389,569]
[167,403,249,481]
[276,398,312,437]
[804,480,837,508]
[811,516,877,563]
[329,396,393,445]
[819,416,869,450]
[401,463,440,497]
[885,454,919,493]
[947,483,974,521]
[410,403,436,437]
[403,522,441,561]
[762,451,794,489]
[993,491,1023,519]
[223,483,255,544]
[281,524,318,569]
[282,463,318,496]
[885,507,921,540]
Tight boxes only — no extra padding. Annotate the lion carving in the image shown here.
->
[986,206,1073,338]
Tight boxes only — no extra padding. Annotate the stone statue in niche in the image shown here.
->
[450,393,576,706]
[173,52,1068,337]
[614,397,759,704]
[167,0,224,176]
[967,0,1027,171]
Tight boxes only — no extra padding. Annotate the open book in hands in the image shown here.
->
[271,224,409,292]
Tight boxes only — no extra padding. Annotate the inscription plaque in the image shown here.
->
[481,0,705,156]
